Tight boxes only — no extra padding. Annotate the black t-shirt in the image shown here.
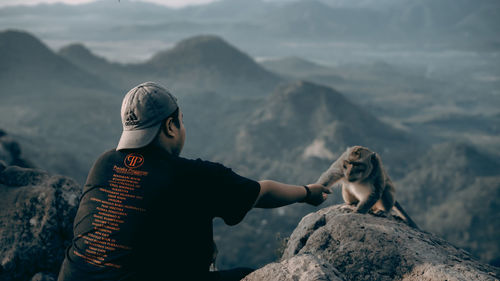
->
[58,145,260,281]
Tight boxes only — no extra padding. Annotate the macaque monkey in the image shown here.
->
[317,146,419,229]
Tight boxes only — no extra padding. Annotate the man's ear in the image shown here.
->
[164,117,177,137]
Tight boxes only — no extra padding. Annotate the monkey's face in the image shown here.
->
[343,160,372,182]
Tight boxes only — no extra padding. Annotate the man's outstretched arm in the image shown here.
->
[254,180,330,208]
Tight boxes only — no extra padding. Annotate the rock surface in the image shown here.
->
[29,272,56,281]
[244,254,345,281]
[0,162,80,281]
[0,129,33,169]
[244,205,500,281]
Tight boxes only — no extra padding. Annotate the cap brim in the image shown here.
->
[116,123,161,151]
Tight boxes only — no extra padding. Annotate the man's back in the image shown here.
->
[57,81,329,281]
[58,145,260,280]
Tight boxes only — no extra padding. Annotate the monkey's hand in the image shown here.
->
[304,184,331,206]
[341,204,356,211]
[371,210,388,217]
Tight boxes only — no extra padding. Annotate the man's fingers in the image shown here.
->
[304,184,331,206]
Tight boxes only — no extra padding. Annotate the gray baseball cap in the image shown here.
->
[116,82,178,151]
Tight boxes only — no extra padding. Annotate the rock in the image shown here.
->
[244,205,500,281]
[0,166,49,186]
[0,130,33,168]
[243,254,344,281]
[0,132,21,164]
[30,272,56,281]
[0,160,6,172]
[0,169,81,281]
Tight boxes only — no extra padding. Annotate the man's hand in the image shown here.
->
[303,184,331,206]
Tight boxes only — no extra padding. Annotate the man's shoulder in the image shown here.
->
[93,147,230,172]
[179,156,229,171]
[93,148,123,163]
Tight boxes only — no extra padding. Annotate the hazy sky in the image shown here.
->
[0,0,218,8]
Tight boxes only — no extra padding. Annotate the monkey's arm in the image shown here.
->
[316,151,348,187]
[355,188,381,213]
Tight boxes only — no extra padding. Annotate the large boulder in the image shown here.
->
[244,205,500,281]
[0,129,33,169]
[0,165,80,281]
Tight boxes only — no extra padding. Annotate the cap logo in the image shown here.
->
[124,153,144,169]
[125,110,139,126]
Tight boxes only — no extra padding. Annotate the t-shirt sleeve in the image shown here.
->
[193,159,261,226]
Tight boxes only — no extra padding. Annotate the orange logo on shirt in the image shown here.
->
[124,153,144,169]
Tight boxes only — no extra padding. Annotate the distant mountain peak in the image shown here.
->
[0,29,54,63]
[0,29,66,70]
[235,80,418,176]
[146,34,281,96]
[267,80,349,116]
[59,43,94,59]
[0,29,110,90]
[274,80,341,98]
[175,34,228,48]
[58,43,112,67]
[260,56,339,79]
[260,80,399,140]
[0,29,41,43]
[148,34,255,70]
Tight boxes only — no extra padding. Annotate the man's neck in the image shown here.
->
[152,139,178,156]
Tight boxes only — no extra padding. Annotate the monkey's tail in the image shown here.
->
[394,201,420,230]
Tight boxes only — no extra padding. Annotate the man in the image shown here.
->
[58,82,330,281]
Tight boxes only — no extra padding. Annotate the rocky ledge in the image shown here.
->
[1,128,499,281]
[0,165,81,281]
[243,205,500,281]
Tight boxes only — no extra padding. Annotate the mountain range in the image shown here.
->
[1,0,499,65]
[229,80,421,182]
[0,29,498,269]
[0,30,110,93]
[59,34,281,97]
[397,142,500,266]
[0,30,122,181]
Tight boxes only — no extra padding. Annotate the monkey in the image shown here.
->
[316,145,419,229]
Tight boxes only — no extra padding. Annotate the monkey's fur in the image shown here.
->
[317,146,419,229]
